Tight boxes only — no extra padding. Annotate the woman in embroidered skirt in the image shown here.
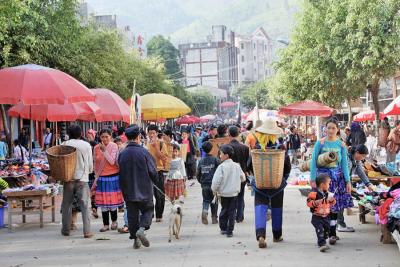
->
[165,144,186,202]
[93,128,124,232]
[310,118,352,246]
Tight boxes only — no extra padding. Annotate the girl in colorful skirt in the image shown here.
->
[92,128,124,232]
[310,118,352,245]
[165,144,186,202]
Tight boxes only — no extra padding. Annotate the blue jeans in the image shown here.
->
[123,202,128,227]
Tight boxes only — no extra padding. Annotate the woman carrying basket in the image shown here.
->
[310,118,352,245]
[246,119,291,249]
[92,128,124,232]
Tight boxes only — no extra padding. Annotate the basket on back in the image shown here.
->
[251,149,285,189]
[46,145,77,182]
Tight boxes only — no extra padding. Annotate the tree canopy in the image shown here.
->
[273,0,400,117]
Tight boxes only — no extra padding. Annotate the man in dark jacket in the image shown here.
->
[228,126,250,223]
[118,125,158,249]
[287,126,301,165]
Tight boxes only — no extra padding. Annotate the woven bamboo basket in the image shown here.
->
[251,149,285,189]
[46,145,77,182]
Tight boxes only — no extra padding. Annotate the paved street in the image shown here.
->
[0,178,398,267]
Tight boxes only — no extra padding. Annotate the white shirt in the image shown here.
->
[211,159,246,197]
[13,145,29,165]
[62,139,93,182]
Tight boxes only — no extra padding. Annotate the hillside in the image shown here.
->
[85,0,300,44]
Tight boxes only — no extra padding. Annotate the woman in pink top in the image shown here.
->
[93,128,124,232]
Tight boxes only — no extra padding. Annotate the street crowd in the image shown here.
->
[56,117,392,252]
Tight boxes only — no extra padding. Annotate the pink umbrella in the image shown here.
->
[220,101,237,108]
[278,100,333,117]
[8,102,102,122]
[175,115,201,125]
[92,89,130,123]
[353,110,385,122]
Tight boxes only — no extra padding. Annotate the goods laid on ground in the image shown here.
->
[299,151,338,172]
[46,145,76,182]
[251,149,285,189]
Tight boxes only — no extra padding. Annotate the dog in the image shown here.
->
[168,202,182,243]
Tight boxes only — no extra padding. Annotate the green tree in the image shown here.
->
[275,0,400,121]
[146,35,183,80]
[187,90,216,116]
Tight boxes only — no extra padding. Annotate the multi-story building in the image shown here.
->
[178,25,238,91]
[235,27,274,85]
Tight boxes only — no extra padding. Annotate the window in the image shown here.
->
[242,68,245,75]
[241,55,245,62]
[254,56,256,61]
[241,43,244,50]
[253,43,256,49]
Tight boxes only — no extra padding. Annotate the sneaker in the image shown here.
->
[133,238,142,249]
[319,245,330,252]
[329,236,339,245]
[211,217,218,224]
[61,231,70,237]
[136,227,150,247]
[220,230,227,235]
[155,218,162,223]
[337,225,355,232]
[273,237,283,243]
[258,237,267,248]
[226,232,233,238]
[201,211,208,225]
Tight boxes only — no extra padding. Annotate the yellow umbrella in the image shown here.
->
[141,93,191,121]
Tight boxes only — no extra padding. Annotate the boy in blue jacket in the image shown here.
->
[197,141,220,225]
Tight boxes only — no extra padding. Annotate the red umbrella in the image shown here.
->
[0,64,94,105]
[384,95,400,115]
[8,102,102,122]
[278,100,333,117]
[353,110,385,122]
[92,88,130,123]
[175,115,201,125]
[220,101,237,108]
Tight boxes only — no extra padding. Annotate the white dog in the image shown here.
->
[168,202,182,243]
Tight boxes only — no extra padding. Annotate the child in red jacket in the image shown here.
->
[307,173,336,252]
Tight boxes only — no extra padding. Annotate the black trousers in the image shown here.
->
[311,215,330,246]
[236,182,246,222]
[185,154,196,179]
[153,171,166,219]
[126,201,154,240]
[219,196,237,234]
[201,185,218,218]
[102,210,117,226]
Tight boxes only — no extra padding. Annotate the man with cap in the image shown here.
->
[228,125,249,223]
[118,125,158,249]
[202,125,218,143]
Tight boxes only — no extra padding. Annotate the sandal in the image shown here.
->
[118,225,129,234]
[92,208,99,219]
[99,226,109,232]
[111,221,118,230]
